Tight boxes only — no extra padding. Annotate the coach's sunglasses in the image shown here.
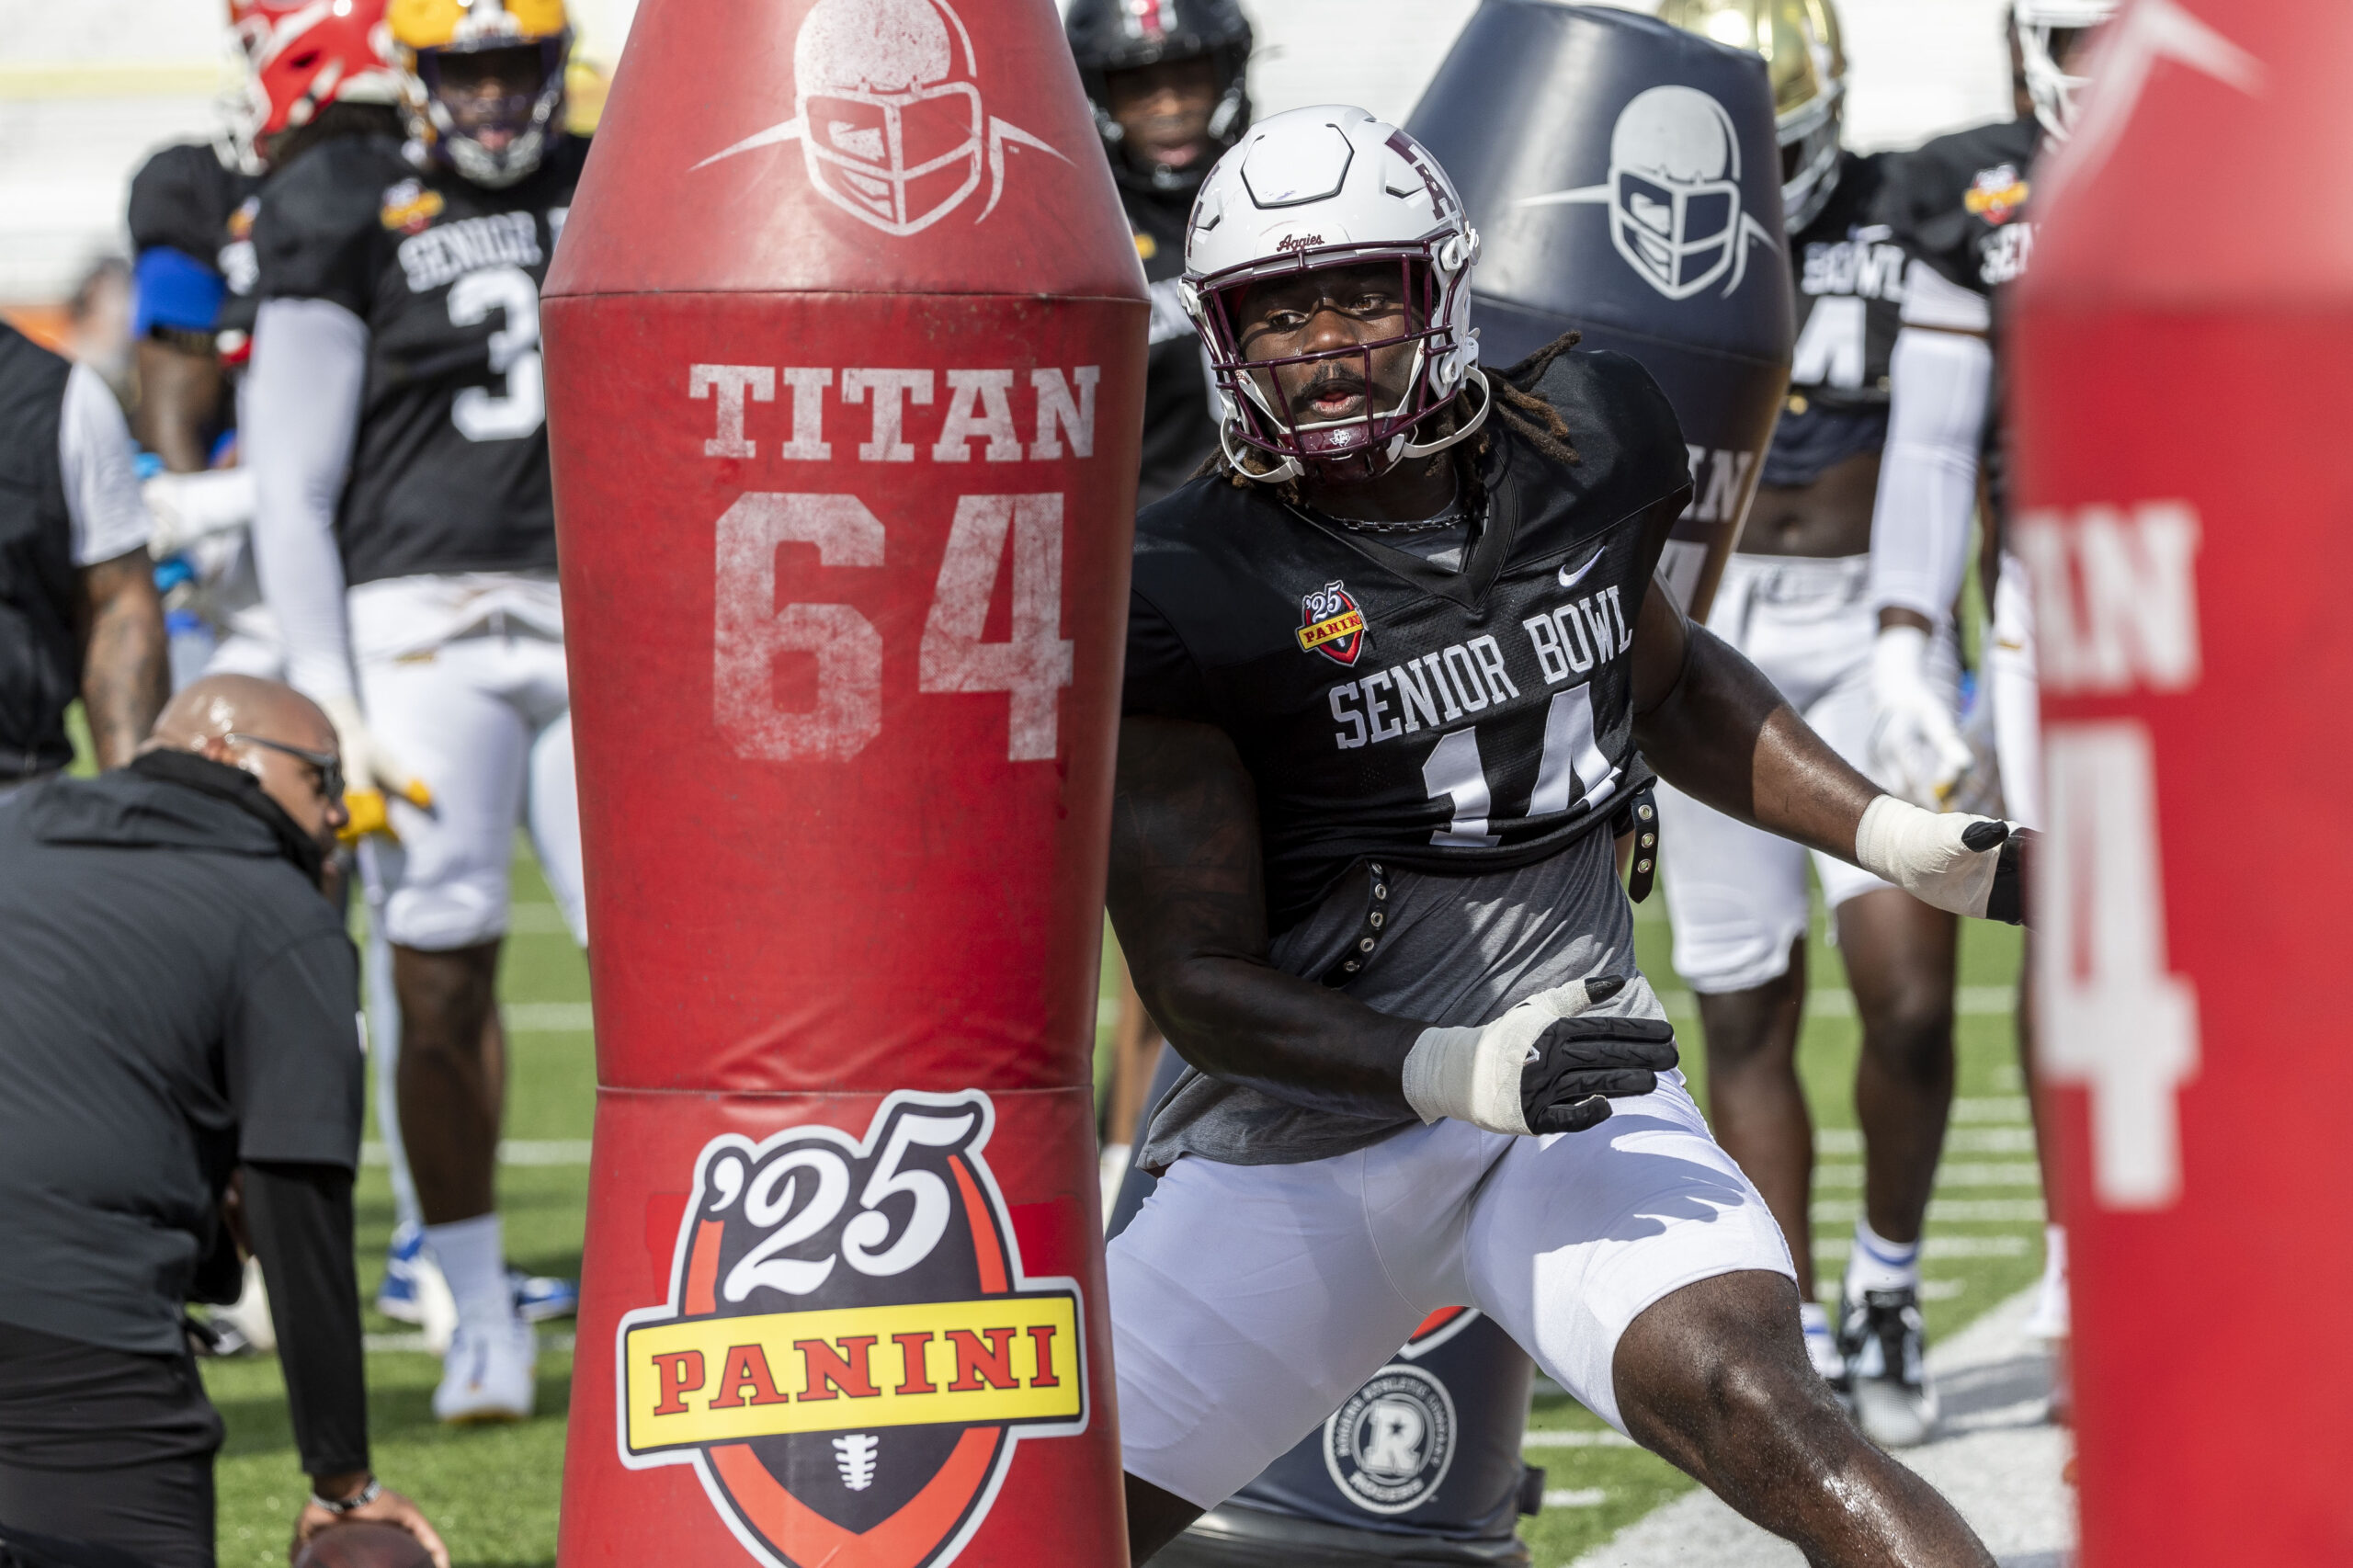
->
[226,733,347,804]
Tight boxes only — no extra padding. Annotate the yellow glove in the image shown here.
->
[336,778,434,847]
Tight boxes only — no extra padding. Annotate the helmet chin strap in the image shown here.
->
[1394,366,1491,464]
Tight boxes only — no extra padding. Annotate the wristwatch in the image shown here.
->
[310,1477,381,1516]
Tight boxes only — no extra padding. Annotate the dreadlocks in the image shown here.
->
[1199,330,1586,510]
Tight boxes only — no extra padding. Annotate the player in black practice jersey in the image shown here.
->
[1648,0,1964,1448]
[1067,0,1249,507]
[248,0,586,1426]
[1065,0,1254,1215]
[126,141,257,474]
[1108,105,2027,1568]
[1864,0,2113,1406]
[132,0,411,694]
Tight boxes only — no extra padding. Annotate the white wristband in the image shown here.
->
[1401,977,1620,1135]
[1403,1023,1528,1134]
[1854,794,2006,918]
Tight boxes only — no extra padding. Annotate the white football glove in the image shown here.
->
[143,469,257,558]
[322,694,432,838]
[1402,975,1677,1137]
[1855,795,2030,924]
[1869,624,1972,808]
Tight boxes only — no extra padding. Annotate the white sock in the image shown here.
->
[426,1214,514,1332]
[2041,1223,2068,1288]
[1846,1217,1922,1298]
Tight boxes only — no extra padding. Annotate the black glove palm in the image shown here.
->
[1520,1014,1679,1135]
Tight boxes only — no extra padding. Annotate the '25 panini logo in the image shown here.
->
[618,1091,1086,1568]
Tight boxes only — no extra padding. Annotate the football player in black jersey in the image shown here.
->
[1066,0,1250,508]
[1864,0,2113,1410]
[1065,0,1254,1216]
[133,0,410,690]
[248,0,586,1425]
[1646,0,1969,1448]
[1109,105,2026,1568]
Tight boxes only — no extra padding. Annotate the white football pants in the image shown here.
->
[1109,1075,1793,1508]
[351,573,585,952]
[1655,553,1958,994]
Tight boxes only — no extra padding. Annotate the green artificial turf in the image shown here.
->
[203,846,2035,1568]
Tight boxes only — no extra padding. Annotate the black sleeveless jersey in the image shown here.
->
[1871,116,2044,526]
[1126,184,1220,508]
[1764,150,1913,487]
[1875,117,2042,310]
[127,142,259,296]
[253,133,587,587]
[1789,152,1908,409]
[1124,349,1690,931]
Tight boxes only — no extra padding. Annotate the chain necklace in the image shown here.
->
[1290,477,1481,536]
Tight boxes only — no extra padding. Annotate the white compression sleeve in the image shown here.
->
[249,297,368,702]
[57,362,153,566]
[1867,266,1995,624]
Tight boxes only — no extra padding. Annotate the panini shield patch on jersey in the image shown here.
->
[1298,580,1368,665]
[379,180,445,234]
[1963,165,2028,225]
[617,1091,1086,1568]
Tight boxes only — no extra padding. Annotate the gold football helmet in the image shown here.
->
[1657,0,1847,233]
[388,0,574,187]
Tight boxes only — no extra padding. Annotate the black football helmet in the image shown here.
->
[1064,0,1252,195]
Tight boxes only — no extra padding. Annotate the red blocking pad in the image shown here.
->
[543,2,1146,1562]
[2011,6,2353,1562]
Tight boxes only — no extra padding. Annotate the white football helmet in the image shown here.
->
[2015,0,2115,141]
[1182,105,1487,483]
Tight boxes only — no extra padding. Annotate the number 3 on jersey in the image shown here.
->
[448,264,544,442]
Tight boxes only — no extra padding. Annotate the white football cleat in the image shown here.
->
[203,1256,277,1358]
[433,1316,536,1425]
[1842,1286,1939,1448]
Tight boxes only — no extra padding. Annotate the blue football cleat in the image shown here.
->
[376,1221,430,1324]
[510,1267,578,1323]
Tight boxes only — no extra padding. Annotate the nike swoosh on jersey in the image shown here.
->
[1558,551,1603,589]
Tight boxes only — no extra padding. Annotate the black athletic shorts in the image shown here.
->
[0,1321,223,1568]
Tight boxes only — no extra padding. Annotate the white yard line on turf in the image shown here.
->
[1566,1286,2074,1568]
[1524,1429,1639,1449]
[362,1139,591,1166]
[1813,1162,2043,1189]
[1545,1488,1609,1508]
[365,1331,576,1354]
[1819,1126,2039,1154]
[1658,986,2017,1018]
[1813,1234,2030,1260]
[504,1001,594,1031]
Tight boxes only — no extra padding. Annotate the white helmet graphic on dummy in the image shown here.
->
[2015,0,2117,140]
[693,0,1063,237]
[1516,84,1780,302]
[1181,105,1488,485]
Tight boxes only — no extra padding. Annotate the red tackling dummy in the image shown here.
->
[2012,4,2347,1563]
[541,1,1146,1564]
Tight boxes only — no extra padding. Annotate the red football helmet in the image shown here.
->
[223,0,403,172]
